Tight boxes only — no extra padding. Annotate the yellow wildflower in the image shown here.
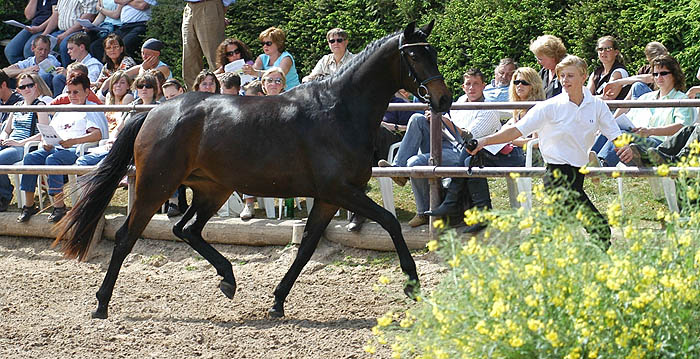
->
[509,172,520,179]
[579,166,590,175]
[363,345,376,354]
[545,330,560,347]
[657,164,670,176]
[527,318,543,331]
[378,275,391,285]
[432,219,445,229]
[614,133,634,148]
[426,240,438,252]
[612,170,621,178]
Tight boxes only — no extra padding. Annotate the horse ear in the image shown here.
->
[403,22,417,39]
[420,20,435,36]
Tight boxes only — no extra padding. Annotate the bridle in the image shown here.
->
[398,34,444,103]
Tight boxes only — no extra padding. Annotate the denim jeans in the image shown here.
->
[4,29,40,64]
[597,130,662,166]
[75,151,107,166]
[52,73,66,97]
[0,146,24,201]
[630,81,652,100]
[392,113,431,167]
[21,147,78,195]
[409,146,463,213]
[460,146,526,210]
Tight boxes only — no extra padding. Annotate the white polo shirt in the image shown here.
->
[515,87,621,167]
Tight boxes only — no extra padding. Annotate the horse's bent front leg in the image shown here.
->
[335,190,420,298]
[269,199,338,318]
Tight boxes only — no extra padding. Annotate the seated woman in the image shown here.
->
[599,54,695,167]
[213,38,254,74]
[239,67,286,220]
[242,27,300,90]
[96,34,137,94]
[302,28,355,83]
[193,69,220,94]
[529,35,567,99]
[99,71,134,126]
[603,41,668,100]
[19,73,109,223]
[507,67,545,144]
[586,36,629,100]
[0,73,50,211]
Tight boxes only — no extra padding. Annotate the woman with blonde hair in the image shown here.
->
[102,71,134,132]
[529,34,567,99]
[242,27,300,90]
[507,67,545,149]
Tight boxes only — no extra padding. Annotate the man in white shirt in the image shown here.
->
[18,73,108,224]
[379,69,502,228]
[51,32,102,96]
[3,35,61,93]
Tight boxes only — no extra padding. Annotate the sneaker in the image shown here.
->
[346,213,366,232]
[0,197,9,212]
[627,144,645,167]
[48,206,67,223]
[17,205,38,223]
[378,159,407,187]
[239,202,255,220]
[647,147,669,165]
[408,214,428,227]
[166,202,182,217]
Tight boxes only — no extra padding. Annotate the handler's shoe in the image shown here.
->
[239,202,255,220]
[378,159,407,187]
[408,214,428,227]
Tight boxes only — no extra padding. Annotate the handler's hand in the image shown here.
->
[467,138,485,155]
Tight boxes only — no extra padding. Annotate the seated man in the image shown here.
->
[643,124,700,165]
[2,35,60,93]
[602,41,668,100]
[51,32,103,97]
[379,69,502,228]
[18,73,108,223]
[126,38,171,81]
[218,72,241,95]
[483,58,516,102]
[242,80,263,96]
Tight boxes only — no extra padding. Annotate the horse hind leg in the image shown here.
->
[172,184,237,300]
[269,199,339,318]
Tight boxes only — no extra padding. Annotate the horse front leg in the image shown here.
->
[269,199,338,318]
[335,191,420,299]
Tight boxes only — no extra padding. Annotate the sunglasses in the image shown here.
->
[260,41,273,47]
[17,83,35,90]
[328,38,344,44]
[596,46,615,53]
[225,49,241,56]
[513,80,531,86]
[652,71,671,78]
[264,78,283,85]
[136,83,154,89]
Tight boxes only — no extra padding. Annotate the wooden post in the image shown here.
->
[428,109,442,238]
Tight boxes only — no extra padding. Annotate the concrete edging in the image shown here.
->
[0,212,431,252]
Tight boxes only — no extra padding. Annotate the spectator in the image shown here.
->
[643,125,700,165]
[603,41,668,100]
[90,0,156,60]
[100,70,134,129]
[218,72,240,95]
[161,78,185,100]
[470,55,623,248]
[50,62,102,104]
[0,73,50,211]
[613,54,695,166]
[0,70,24,124]
[378,69,502,228]
[242,79,263,96]
[90,0,123,37]
[242,27,300,91]
[4,0,57,64]
[18,73,108,223]
[145,68,165,101]
[51,32,103,97]
[125,38,171,81]
[214,38,254,74]
[506,67,545,148]
[181,0,230,89]
[239,68,286,221]
[3,35,60,93]
[483,58,517,102]
[586,36,629,100]
[193,70,220,94]
[529,34,567,99]
[96,34,137,93]
[41,0,98,67]
[302,28,355,83]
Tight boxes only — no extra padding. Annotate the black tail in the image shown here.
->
[53,112,148,260]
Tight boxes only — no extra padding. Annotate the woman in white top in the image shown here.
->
[470,55,625,249]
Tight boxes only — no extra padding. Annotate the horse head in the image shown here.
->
[398,21,452,112]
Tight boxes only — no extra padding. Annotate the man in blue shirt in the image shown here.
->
[483,58,516,102]
[3,35,60,92]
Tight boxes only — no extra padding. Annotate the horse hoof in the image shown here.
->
[91,309,108,319]
[219,280,236,299]
[268,303,285,318]
[404,280,421,300]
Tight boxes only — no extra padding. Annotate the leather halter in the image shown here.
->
[398,34,444,103]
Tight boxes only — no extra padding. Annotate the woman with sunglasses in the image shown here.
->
[242,27,300,90]
[214,38,254,75]
[601,54,695,166]
[506,67,545,148]
[586,36,629,100]
[96,34,137,94]
[0,73,50,210]
[239,67,286,220]
[302,28,355,83]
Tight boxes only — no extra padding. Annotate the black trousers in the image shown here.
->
[544,164,611,243]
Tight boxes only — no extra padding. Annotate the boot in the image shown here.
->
[463,178,492,233]
[424,178,465,217]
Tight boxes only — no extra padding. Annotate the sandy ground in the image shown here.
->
[0,235,446,358]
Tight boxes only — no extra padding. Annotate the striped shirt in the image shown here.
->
[57,0,98,31]
[9,100,44,141]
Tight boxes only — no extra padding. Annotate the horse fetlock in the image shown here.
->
[268,301,285,318]
[91,307,108,319]
[403,278,421,300]
[219,280,236,299]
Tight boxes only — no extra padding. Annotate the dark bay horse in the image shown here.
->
[55,22,452,319]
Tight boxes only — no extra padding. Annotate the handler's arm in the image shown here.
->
[469,125,523,155]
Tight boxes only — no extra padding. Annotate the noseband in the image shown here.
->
[398,34,444,103]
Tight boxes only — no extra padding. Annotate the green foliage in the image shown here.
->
[0,0,29,68]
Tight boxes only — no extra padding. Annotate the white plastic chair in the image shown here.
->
[217,191,244,217]
[515,138,540,211]
[376,141,401,217]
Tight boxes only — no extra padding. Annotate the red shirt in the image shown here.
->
[50,90,103,105]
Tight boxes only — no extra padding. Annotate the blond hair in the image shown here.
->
[508,67,545,119]
[529,35,567,62]
[261,67,286,95]
[555,55,588,78]
[259,27,286,52]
